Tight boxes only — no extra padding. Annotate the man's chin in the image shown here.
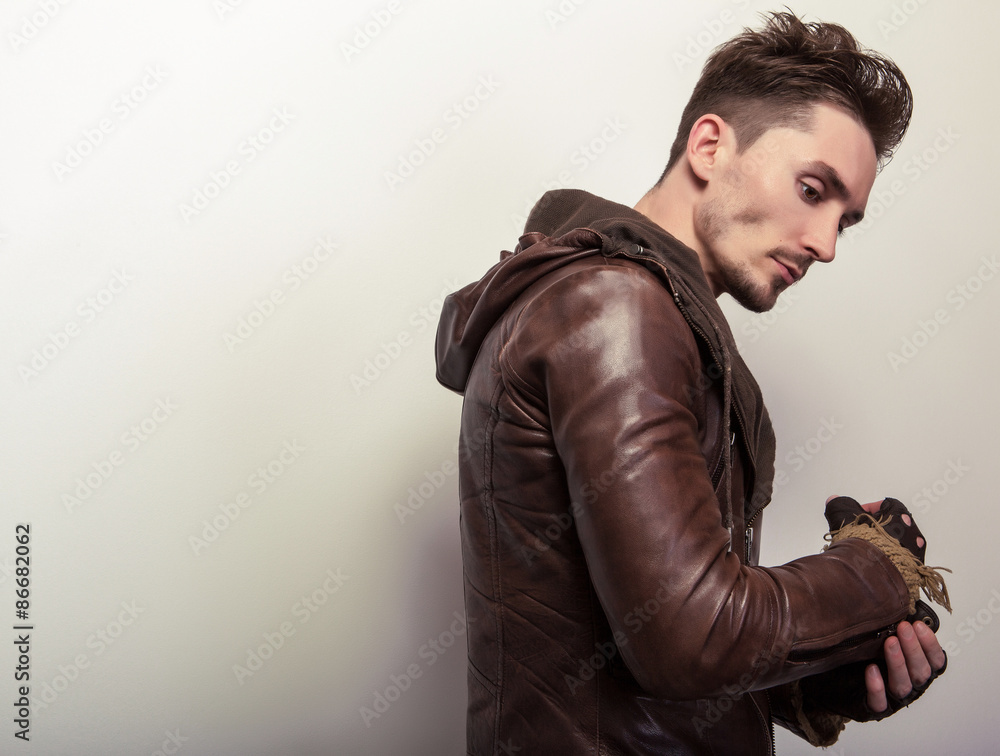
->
[730,284,781,314]
[721,265,785,313]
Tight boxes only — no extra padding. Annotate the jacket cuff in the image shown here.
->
[826,518,951,615]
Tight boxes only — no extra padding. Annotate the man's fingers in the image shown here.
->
[865,662,887,712]
[895,622,932,689]
[883,635,914,699]
[866,623,945,715]
[900,514,926,548]
[914,617,947,670]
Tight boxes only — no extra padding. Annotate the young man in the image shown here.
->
[435,12,949,754]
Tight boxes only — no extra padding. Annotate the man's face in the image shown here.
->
[694,103,878,312]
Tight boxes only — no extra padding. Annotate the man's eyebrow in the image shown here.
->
[804,160,865,224]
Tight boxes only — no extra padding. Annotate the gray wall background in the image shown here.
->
[1,0,995,753]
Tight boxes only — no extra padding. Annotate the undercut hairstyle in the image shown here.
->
[660,11,913,181]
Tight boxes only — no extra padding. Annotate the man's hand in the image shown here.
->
[795,615,948,723]
[861,498,926,560]
[825,495,927,558]
[824,495,949,715]
[865,619,946,712]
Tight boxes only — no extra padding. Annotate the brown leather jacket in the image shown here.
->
[435,190,911,755]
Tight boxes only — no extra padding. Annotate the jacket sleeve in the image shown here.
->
[501,259,912,700]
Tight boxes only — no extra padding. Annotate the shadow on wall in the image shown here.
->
[343,497,467,754]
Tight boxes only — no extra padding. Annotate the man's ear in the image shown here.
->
[686,114,728,182]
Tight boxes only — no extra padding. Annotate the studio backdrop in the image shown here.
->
[1,0,996,754]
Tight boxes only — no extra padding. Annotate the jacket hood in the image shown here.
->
[435,190,713,393]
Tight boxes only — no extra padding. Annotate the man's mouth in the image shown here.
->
[773,258,802,285]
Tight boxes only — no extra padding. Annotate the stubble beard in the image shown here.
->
[724,254,785,313]
[696,195,785,314]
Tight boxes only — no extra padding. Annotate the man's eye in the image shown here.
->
[801,182,821,202]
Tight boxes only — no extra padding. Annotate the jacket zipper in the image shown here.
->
[750,690,776,756]
[745,504,765,564]
[786,624,897,663]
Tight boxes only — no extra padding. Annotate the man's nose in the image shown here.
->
[803,220,838,263]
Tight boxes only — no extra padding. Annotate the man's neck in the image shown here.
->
[633,167,720,296]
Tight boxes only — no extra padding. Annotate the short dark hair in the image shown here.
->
[660,11,913,181]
